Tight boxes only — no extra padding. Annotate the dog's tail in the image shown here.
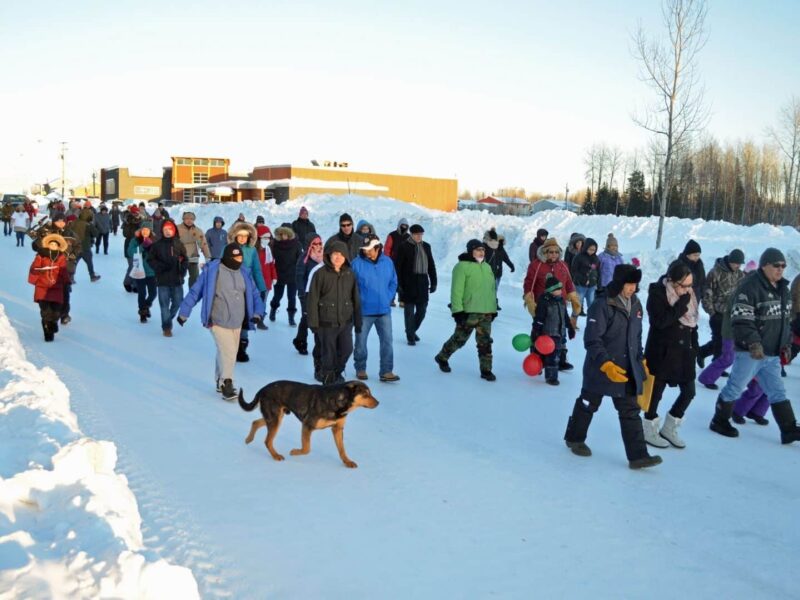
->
[238,388,259,412]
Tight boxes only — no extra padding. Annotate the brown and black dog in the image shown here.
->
[239,380,379,468]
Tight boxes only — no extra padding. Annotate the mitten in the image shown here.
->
[177,315,187,327]
[429,285,437,294]
[568,329,576,340]
[600,361,628,383]
[748,342,765,360]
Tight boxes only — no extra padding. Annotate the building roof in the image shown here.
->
[532,198,582,211]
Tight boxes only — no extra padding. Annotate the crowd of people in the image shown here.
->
[14,199,800,469]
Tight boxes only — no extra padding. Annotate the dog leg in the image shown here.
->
[290,426,313,456]
[265,411,285,461]
[245,418,265,444]
[331,420,357,468]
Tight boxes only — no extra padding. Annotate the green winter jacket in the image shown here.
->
[450,253,497,314]
[702,257,744,316]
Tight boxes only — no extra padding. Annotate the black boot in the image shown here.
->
[42,321,54,342]
[770,400,800,444]
[614,397,661,469]
[322,371,339,385]
[564,398,595,457]
[269,306,277,322]
[139,309,148,323]
[288,310,297,327]
[293,338,308,355]
[237,339,250,363]
[709,398,739,437]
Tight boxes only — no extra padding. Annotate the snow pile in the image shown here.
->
[0,305,199,599]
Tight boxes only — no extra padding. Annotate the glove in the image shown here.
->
[676,292,691,311]
[453,311,468,325]
[570,316,578,331]
[177,315,187,327]
[509,265,515,273]
[748,342,765,360]
[600,361,628,383]
[568,329,576,340]
[523,292,536,317]
[780,345,792,366]
[489,312,497,322]
[429,285,436,293]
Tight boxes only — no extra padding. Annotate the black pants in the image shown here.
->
[403,301,428,340]
[271,281,297,313]
[95,233,109,254]
[644,378,695,420]
[699,313,723,359]
[565,392,648,461]
[295,295,310,346]
[38,300,63,323]
[61,283,72,318]
[136,276,157,311]
[317,322,354,377]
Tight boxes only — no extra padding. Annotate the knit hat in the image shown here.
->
[683,239,702,255]
[52,212,66,223]
[544,273,563,293]
[161,220,177,237]
[728,249,745,265]
[410,224,424,234]
[605,233,618,250]
[759,247,786,268]
[536,228,548,238]
[255,215,265,225]
[339,213,353,225]
[256,224,272,239]
[221,243,243,270]
[745,260,758,273]
[129,206,139,215]
[466,239,485,254]
[299,206,309,217]
[66,214,77,223]
[606,264,642,298]
[487,228,498,241]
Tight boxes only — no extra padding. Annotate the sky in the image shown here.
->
[0,0,797,196]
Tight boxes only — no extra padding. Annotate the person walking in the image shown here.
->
[394,224,437,345]
[563,233,585,270]
[570,237,600,316]
[434,239,497,381]
[255,224,277,329]
[531,274,575,386]
[306,240,362,385]
[483,227,515,305]
[228,221,267,362]
[70,207,101,282]
[177,243,265,400]
[94,205,112,255]
[205,216,228,260]
[563,264,662,469]
[1,201,13,236]
[352,234,399,382]
[291,206,316,251]
[127,222,157,323]
[709,248,800,444]
[642,261,700,449]
[12,205,30,247]
[529,228,548,263]
[122,206,143,292]
[597,233,624,291]
[146,219,188,337]
[383,218,410,307]
[325,213,361,261]
[110,203,121,236]
[31,212,80,325]
[27,233,70,342]
[177,211,211,289]
[293,233,324,362]
[268,225,302,326]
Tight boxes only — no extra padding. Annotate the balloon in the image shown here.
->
[523,353,543,377]
[512,333,532,352]
[534,335,556,355]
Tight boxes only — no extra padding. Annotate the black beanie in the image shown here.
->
[759,248,786,268]
[728,249,745,265]
[221,243,244,270]
[537,228,548,238]
[683,239,702,255]
[339,213,353,225]
[466,239,485,254]
[52,212,66,223]
[410,224,424,234]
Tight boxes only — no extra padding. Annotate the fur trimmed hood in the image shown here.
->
[227,221,257,247]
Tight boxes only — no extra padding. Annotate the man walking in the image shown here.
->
[394,224,437,345]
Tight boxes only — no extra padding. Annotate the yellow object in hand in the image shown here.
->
[600,361,629,383]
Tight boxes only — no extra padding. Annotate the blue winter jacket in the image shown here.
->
[178,260,265,329]
[351,254,398,316]
[205,218,228,259]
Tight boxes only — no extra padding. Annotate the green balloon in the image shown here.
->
[512,333,532,352]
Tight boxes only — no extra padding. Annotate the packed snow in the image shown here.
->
[0,194,798,599]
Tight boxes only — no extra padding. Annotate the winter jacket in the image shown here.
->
[352,254,398,316]
[582,292,646,398]
[383,220,409,259]
[205,218,228,259]
[177,222,211,263]
[110,206,121,228]
[563,233,585,269]
[597,250,624,288]
[644,278,698,384]
[792,274,800,317]
[255,225,277,291]
[11,210,30,232]
[523,243,579,315]
[228,222,267,293]
[146,237,188,287]
[95,212,112,235]
[32,224,80,267]
[570,241,600,288]
[450,253,497,314]
[291,217,316,249]
[730,269,791,356]
[178,259,265,329]
[702,258,745,316]
[1,203,13,222]
[671,253,705,297]
[296,234,323,300]
[272,227,302,285]
[532,293,574,339]
[122,211,142,240]
[126,237,155,277]
[394,237,437,304]
[484,237,514,281]
[70,209,97,252]
[325,231,362,262]
[529,237,545,263]
[28,253,68,304]
[307,241,362,330]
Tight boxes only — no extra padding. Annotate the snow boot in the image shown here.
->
[643,417,670,448]
[293,338,308,355]
[221,379,237,401]
[288,310,297,327]
[564,400,595,457]
[60,314,71,325]
[709,398,739,438]
[269,306,277,322]
[732,412,746,425]
[703,382,719,391]
[139,309,148,323]
[236,339,250,363]
[770,400,800,444]
[615,398,661,469]
[42,321,54,342]
[546,378,560,386]
[745,410,769,426]
[480,370,496,381]
[434,354,451,373]
[414,334,420,342]
[256,319,269,331]
[659,413,686,448]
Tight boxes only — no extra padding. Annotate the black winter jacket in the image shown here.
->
[325,231,361,261]
[644,279,698,384]
[394,238,437,304]
[484,240,514,280]
[672,254,706,296]
[273,237,302,285]
[731,269,791,355]
[146,237,188,287]
[571,250,600,288]
[582,293,646,397]
[533,293,574,338]
[291,218,316,249]
[307,246,362,330]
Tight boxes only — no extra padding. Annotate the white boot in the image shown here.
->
[643,417,670,448]
[660,413,686,448]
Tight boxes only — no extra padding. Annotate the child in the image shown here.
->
[28,233,69,341]
[532,274,576,385]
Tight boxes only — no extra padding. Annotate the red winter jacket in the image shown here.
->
[29,253,68,303]
[256,225,277,291]
[524,259,576,300]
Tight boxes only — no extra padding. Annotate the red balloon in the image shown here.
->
[523,353,543,376]
[534,335,556,355]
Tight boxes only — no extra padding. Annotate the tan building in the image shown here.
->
[100,167,166,202]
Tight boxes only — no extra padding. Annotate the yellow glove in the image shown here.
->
[523,291,537,317]
[600,361,629,383]
[642,359,650,376]
[567,291,582,316]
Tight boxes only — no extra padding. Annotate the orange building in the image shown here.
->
[169,156,230,203]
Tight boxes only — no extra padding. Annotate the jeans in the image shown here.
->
[576,285,596,313]
[15,231,25,246]
[3,220,11,235]
[76,248,96,277]
[158,285,184,331]
[354,314,394,375]
[271,281,297,313]
[136,276,157,311]
[95,232,109,254]
[403,301,428,340]
[719,352,786,405]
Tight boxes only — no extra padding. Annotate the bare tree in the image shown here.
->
[768,96,800,224]
[632,0,710,248]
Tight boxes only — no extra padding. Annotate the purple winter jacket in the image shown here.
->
[598,251,624,288]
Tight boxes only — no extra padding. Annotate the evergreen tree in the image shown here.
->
[582,188,595,215]
[626,170,648,216]
[595,184,612,214]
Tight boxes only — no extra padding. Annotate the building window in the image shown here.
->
[194,159,209,166]
[210,159,226,167]
[264,190,275,200]
[176,158,191,165]
[105,178,116,195]
[193,173,209,184]
[183,189,192,202]
[195,192,207,203]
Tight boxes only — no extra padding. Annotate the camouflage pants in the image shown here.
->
[438,313,493,371]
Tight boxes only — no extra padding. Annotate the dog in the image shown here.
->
[239,380,379,468]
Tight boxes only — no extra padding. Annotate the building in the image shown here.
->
[167,156,230,203]
[100,167,166,202]
[531,198,582,214]
[472,195,533,216]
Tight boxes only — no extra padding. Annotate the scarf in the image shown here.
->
[410,238,428,275]
[261,243,274,265]
[664,279,699,328]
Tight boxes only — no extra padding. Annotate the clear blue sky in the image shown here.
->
[0,0,797,195]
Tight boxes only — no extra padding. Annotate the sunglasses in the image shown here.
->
[341,223,353,228]
[545,250,560,255]
[310,242,323,247]
[771,262,787,269]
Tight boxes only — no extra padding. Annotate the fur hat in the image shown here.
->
[275,226,295,240]
[544,273,563,293]
[41,233,68,253]
[605,233,619,250]
[466,239,485,254]
[227,222,257,246]
[683,239,702,255]
[410,224,424,234]
[606,264,642,298]
[728,249,745,265]
[759,247,786,268]
[538,238,562,260]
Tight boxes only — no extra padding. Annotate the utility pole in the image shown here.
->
[92,170,97,197]
[60,142,68,199]
[564,183,569,210]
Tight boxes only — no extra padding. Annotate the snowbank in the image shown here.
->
[0,305,199,599]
